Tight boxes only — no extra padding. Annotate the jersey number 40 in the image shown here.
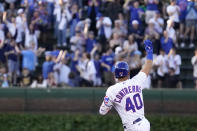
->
[125,93,143,112]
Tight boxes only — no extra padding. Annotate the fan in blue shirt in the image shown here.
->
[86,31,97,53]
[101,48,114,72]
[129,1,144,24]
[42,52,54,79]
[146,0,159,11]
[160,31,174,54]
[21,49,36,71]
[177,0,188,23]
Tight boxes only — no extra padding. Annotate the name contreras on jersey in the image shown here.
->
[114,85,141,103]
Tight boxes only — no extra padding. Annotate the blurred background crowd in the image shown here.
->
[0,0,196,88]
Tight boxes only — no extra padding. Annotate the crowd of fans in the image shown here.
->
[0,0,196,88]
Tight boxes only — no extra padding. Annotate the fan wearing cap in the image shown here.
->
[129,20,144,45]
[42,52,55,80]
[166,19,176,45]
[99,40,153,131]
[16,8,25,44]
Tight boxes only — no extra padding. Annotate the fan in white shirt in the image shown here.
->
[166,19,176,43]
[5,0,16,4]
[123,34,138,53]
[57,6,72,46]
[165,48,182,88]
[76,18,91,33]
[96,15,112,40]
[24,23,38,50]
[76,53,96,86]
[70,30,85,52]
[16,9,25,44]
[58,9,72,30]
[154,49,168,88]
[4,17,16,37]
[53,58,71,85]
[167,0,180,23]
[167,48,181,76]
[149,11,164,34]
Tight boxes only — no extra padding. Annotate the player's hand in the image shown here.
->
[144,40,153,54]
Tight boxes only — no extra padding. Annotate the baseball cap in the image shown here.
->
[134,50,142,56]
[85,18,91,24]
[96,13,103,20]
[45,51,52,56]
[17,8,23,14]
[115,46,122,55]
[132,20,139,25]
[148,19,155,24]
[51,50,60,57]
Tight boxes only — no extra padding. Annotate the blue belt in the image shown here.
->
[123,118,142,129]
[133,118,142,124]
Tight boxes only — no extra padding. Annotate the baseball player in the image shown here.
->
[99,40,153,131]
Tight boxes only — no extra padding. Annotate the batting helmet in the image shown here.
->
[114,61,129,78]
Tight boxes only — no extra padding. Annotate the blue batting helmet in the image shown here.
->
[114,61,129,78]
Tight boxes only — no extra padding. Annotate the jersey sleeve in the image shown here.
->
[132,72,147,90]
[99,88,113,115]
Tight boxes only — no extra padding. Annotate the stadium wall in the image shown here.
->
[0,88,197,114]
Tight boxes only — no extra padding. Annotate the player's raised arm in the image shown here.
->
[140,40,153,76]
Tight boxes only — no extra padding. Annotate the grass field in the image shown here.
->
[0,113,196,131]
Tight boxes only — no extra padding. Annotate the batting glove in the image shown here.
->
[144,40,153,60]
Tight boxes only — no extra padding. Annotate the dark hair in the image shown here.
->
[160,49,165,52]
[86,53,91,59]
[171,48,176,52]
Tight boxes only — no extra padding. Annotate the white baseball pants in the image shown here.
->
[124,118,150,131]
